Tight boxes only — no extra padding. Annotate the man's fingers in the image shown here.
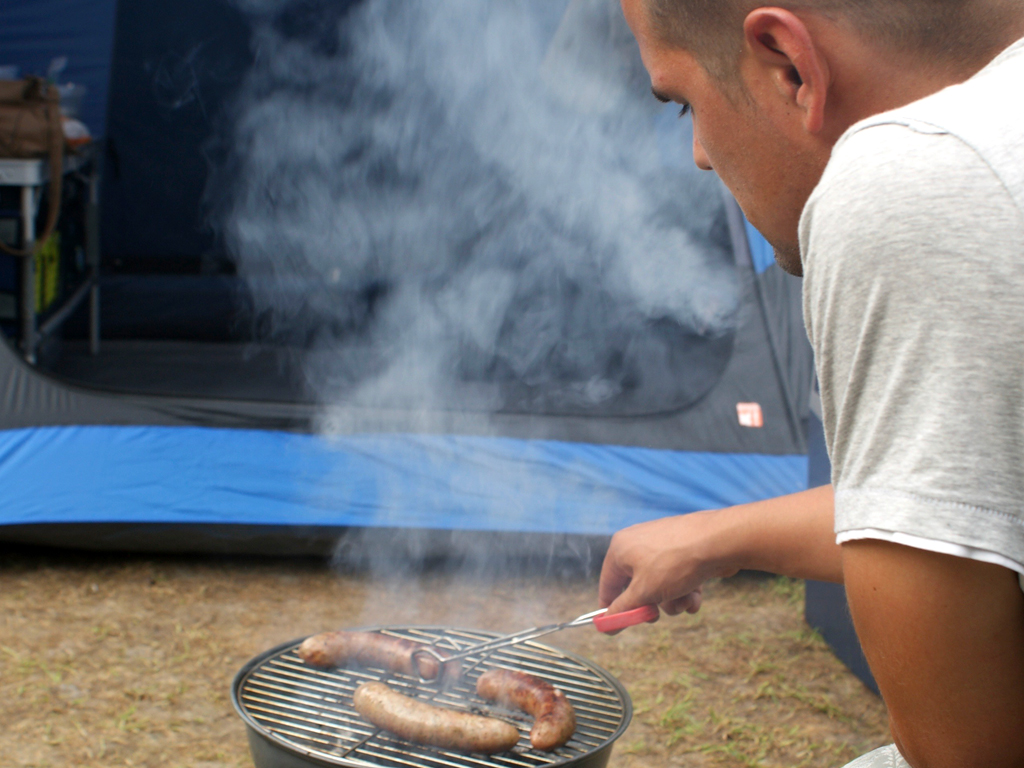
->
[662,589,702,616]
[598,574,628,610]
[598,548,632,608]
[686,590,703,614]
[662,595,691,615]
[604,591,637,619]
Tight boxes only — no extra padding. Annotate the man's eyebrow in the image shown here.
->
[651,87,671,103]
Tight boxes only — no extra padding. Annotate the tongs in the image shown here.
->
[413,605,659,673]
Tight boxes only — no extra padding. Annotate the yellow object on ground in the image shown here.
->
[34,231,60,313]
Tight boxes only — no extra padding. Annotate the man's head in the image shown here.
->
[621,0,1024,274]
[645,0,1014,83]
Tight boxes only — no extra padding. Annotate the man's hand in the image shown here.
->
[598,485,842,616]
[843,541,1024,768]
[598,511,724,616]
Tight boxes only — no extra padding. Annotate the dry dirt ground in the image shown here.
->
[0,545,889,768]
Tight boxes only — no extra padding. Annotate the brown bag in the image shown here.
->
[0,77,64,257]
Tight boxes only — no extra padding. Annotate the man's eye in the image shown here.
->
[677,103,691,118]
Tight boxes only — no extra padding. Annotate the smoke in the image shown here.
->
[206,0,740,420]
[331,528,607,583]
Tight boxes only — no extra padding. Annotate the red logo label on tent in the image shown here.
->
[736,402,764,428]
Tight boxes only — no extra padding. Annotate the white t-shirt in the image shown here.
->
[800,37,1024,591]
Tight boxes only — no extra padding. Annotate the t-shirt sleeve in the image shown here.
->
[800,123,1024,569]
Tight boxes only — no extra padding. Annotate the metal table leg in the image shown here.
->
[87,170,100,355]
[20,184,37,364]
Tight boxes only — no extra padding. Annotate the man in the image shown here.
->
[598,1,1024,766]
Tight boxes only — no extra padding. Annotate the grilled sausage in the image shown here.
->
[475,669,576,751]
[353,682,521,754]
[297,631,459,681]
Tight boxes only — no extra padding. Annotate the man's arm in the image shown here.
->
[598,484,841,615]
[843,540,1024,768]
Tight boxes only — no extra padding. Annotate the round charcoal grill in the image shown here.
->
[232,626,632,768]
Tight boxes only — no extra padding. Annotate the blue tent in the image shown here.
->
[0,0,813,554]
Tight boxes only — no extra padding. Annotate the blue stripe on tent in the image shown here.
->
[744,220,776,274]
[0,426,807,534]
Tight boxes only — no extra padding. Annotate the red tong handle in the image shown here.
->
[593,604,659,634]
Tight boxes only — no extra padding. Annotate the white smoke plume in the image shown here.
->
[207,0,739,420]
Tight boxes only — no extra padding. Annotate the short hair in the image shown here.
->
[645,0,1007,81]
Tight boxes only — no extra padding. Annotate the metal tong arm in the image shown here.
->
[413,608,608,667]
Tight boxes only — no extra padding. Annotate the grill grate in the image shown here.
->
[234,627,632,768]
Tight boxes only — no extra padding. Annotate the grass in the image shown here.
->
[0,551,889,768]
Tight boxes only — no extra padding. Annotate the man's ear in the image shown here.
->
[742,8,829,134]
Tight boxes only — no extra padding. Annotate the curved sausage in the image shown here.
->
[475,669,576,751]
[353,682,521,754]
[297,631,459,681]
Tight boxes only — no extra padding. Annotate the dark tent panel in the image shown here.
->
[804,405,878,694]
[0,0,118,138]
[100,0,253,263]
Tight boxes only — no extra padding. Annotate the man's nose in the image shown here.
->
[693,133,713,171]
